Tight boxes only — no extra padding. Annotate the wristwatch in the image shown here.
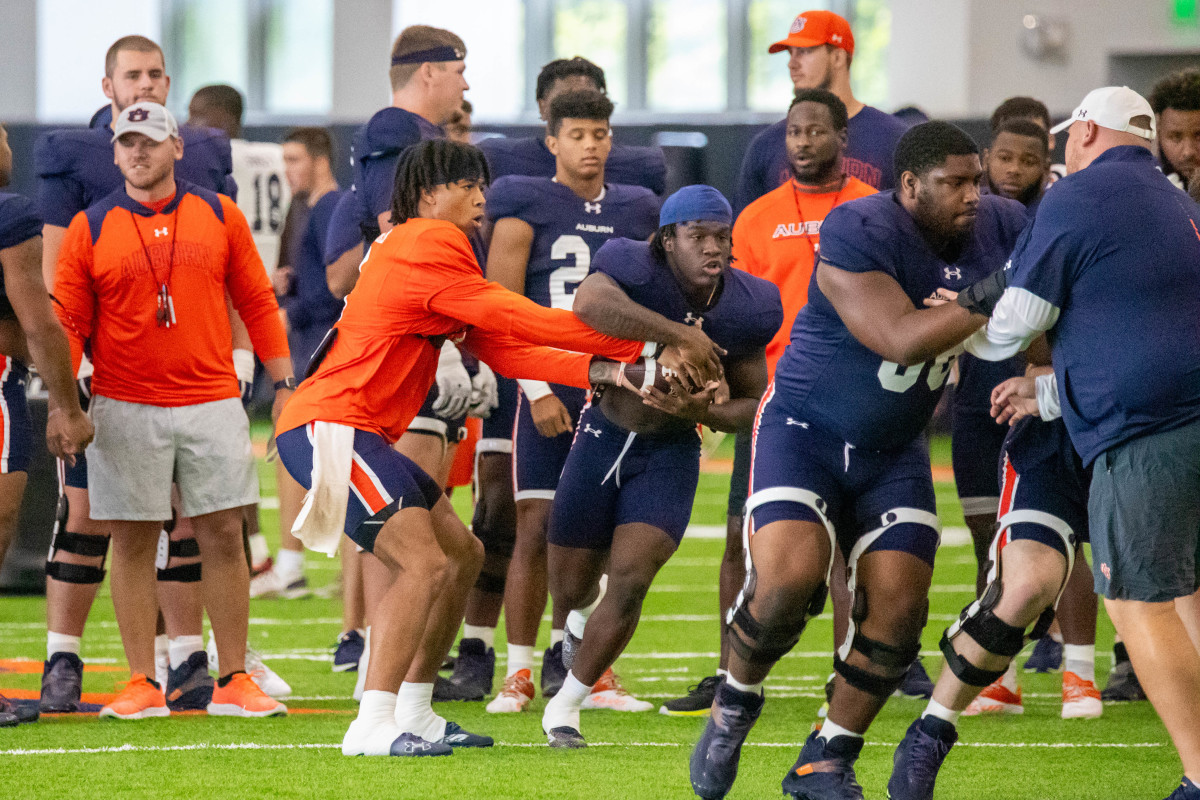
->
[274,376,298,391]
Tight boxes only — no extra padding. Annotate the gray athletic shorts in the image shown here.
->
[88,395,258,521]
[1089,417,1200,603]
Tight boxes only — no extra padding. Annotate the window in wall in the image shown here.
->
[746,0,831,111]
[647,0,727,112]
[553,0,628,110]
[849,0,890,109]
[265,0,333,114]
[169,0,250,118]
[393,0,525,121]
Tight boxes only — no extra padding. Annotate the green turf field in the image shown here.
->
[0,434,1178,799]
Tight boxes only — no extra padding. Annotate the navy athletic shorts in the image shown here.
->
[479,375,519,446]
[548,402,701,549]
[726,431,752,518]
[512,384,587,501]
[411,383,467,442]
[0,357,32,474]
[951,407,1007,518]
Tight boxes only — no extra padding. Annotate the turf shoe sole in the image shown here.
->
[689,681,763,799]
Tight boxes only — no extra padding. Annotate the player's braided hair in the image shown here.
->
[547,89,615,135]
[894,121,979,185]
[1150,68,1200,114]
[389,139,491,225]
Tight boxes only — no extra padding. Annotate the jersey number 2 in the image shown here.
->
[549,235,590,310]
[877,352,956,393]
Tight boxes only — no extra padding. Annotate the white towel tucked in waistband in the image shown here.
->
[291,421,355,557]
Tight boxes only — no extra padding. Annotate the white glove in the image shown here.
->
[433,341,472,419]
[469,362,499,419]
[233,348,256,406]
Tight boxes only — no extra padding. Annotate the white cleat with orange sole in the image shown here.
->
[581,668,652,712]
[962,678,1023,716]
[1061,671,1103,719]
[486,669,535,713]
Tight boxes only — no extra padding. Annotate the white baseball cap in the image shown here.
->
[111,101,179,143]
[1050,86,1156,140]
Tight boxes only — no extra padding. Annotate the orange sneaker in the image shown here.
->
[207,672,288,717]
[582,668,652,712]
[99,673,169,720]
[486,669,535,713]
[1061,671,1102,719]
[962,678,1023,716]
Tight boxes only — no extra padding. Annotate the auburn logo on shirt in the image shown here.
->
[772,221,822,239]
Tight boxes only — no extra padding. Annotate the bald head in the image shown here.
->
[1062,116,1154,174]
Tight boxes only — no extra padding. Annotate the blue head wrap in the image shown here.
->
[658,185,732,228]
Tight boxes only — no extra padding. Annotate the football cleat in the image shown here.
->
[541,642,567,698]
[166,650,214,711]
[886,717,957,800]
[439,721,494,748]
[207,672,287,717]
[0,692,37,726]
[40,651,83,713]
[249,567,285,599]
[545,725,587,749]
[962,678,1023,716]
[280,574,310,599]
[1102,660,1147,702]
[562,627,583,671]
[390,732,453,757]
[442,637,495,701]
[342,719,405,756]
[661,674,722,717]
[780,731,865,800]
[208,636,293,699]
[1022,636,1063,673]
[333,630,365,673]
[582,668,652,712]
[1164,777,1200,800]
[1061,671,1102,719]
[894,658,934,700]
[486,669,535,713]
[99,674,169,720]
[689,680,763,799]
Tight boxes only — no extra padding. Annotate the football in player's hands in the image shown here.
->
[616,357,677,394]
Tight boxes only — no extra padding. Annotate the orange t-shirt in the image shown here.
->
[732,176,876,376]
[53,182,289,407]
[276,218,645,444]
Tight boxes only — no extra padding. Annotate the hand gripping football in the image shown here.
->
[616,357,677,394]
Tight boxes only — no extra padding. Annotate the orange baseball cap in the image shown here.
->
[768,10,854,55]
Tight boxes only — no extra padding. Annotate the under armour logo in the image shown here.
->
[584,202,601,214]
[831,33,843,43]
[684,312,704,327]
[127,108,150,122]
[583,424,602,438]
[399,740,431,754]
[154,227,168,237]
[785,418,809,428]
[943,267,962,280]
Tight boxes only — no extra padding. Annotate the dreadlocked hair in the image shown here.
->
[389,139,491,225]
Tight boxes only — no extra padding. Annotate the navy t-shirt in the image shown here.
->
[0,193,41,319]
[485,177,660,309]
[35,124,236,227]
[590,238,781,367]
[734,105,910,211]
[287,190,346,333]
[1004,146,1200,465]
[480,136,668,196]
[774,191,1026,450]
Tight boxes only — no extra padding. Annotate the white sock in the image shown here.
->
[344,690,401,756]
[1064,644,1096,683]
[725,674,762,695]
[566,576,608,639]
[168,635,204,670]
[353,626,370,701]
[819,718,864,742]
[507,644,534,677]
[248,533,270,567]
[1049,629,1063,644]
[463,624,495,650]
[394,681,446,742]
[276,548,305,579]
[716,668,729,678]
[999,661,1018,692]
[155,634,169,658]
[543,670,590,731]
[550,628,564,647]
[154,634,169,687]
[47,632,81,660]
[922,698,961,726]
[356,689,398,726]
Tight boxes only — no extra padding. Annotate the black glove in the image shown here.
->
[957,266,1010,317]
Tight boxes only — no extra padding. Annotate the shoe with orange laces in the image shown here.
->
[1061,671,1102,719]
[486,669,535,713]
[99,674,169,720]
[961,677,1023,716]
[582,668,652,712]
[207,672,288,717]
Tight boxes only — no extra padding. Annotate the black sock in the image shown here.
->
[147,677,161,691]
[1113,642,1129,665]
[919,714,957,739]
[217,670,246,688]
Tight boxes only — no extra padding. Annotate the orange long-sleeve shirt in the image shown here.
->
[732,176,875,376]
[53,181,289,406]
[277,218,646,444]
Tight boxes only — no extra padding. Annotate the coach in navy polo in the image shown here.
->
[965,86,1200,800]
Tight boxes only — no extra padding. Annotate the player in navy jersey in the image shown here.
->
[538,185,781,749]
[481,90,660,714]
[734,10,909,211]
[0,127,94,726]
[34,34,241,715]
[479,57,667,195]
[689,123,1024,800]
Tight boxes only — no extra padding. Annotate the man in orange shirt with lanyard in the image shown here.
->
[276,139,722,757]
[662,88,875,716]
[53,102,295,720]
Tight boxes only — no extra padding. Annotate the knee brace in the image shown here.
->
[155,530,202,583]
[725,592,804,666]
[833,587,923,697]
[46,530,110,585]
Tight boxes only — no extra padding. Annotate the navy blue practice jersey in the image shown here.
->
[590,238,782,367]
[774,191,1026,450]
[0,193,42,320]
[486,177,659,309]
[35,124,236,228]
[480,136,667,196]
